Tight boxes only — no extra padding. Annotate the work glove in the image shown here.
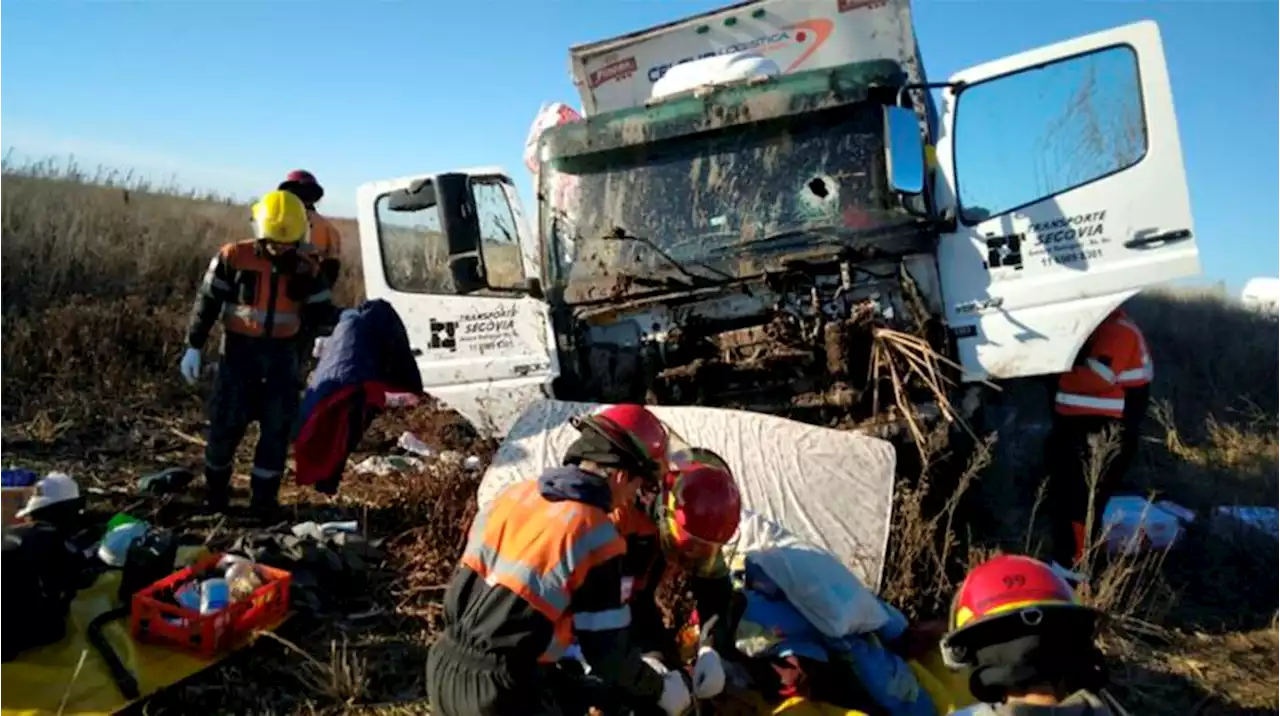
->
[691,646,726,699]
[179,347,201,385]
[643,656,693,716]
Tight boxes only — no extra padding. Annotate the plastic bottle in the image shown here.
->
[200,578,230,614]
[225,561,263,602]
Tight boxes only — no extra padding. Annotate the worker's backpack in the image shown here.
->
[1,522,82,661]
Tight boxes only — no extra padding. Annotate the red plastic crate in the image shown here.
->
[129,552,291,658]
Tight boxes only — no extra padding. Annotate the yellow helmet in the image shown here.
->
[250,189,310,244]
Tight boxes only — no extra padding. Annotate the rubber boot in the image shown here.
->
[204,467,232,513]
[249,473,283,523]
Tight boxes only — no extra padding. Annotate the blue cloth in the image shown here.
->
[1,469,39,488]
[737,562,934,716]
[300,299,422,418]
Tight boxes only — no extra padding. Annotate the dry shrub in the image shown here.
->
[1,160,368,426]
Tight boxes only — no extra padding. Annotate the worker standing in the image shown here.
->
[1044,307,1152,571]
[179,189,339,516]
[278,170,342,288]
[278,169,343,385]
[941,554,1119,715]
[426,404,697,716]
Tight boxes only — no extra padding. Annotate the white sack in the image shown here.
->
[477,399,897,590]
[729,510,892,636]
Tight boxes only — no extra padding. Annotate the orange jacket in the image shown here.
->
[1056,309,1152,418]
[459,480,627,663]
[307,212,342,262]
[186,239,334,348]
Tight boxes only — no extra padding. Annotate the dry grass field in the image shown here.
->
[1,160,1275,714]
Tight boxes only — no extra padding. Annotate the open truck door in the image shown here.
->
[356,169,557,437]
[887,20,1199,382]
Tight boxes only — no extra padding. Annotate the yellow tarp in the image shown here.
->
[1,548,288,716]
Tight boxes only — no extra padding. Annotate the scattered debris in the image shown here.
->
[353,455,425,476]
[396,431,436,458]
[138,467,194,495]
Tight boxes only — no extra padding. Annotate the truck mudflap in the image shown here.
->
[476,399,897,590]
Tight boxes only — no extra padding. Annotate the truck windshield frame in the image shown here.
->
[541,100,919,305]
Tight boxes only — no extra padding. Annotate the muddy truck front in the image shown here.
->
[355,6,1200,440]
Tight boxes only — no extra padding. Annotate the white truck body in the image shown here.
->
[357,2,1201,438]
[568,0,928,116]
[1241,277,1280,316]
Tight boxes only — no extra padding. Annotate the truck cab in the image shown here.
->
[357,0,1199,438]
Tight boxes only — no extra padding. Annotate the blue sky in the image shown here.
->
[3,0,1275,293]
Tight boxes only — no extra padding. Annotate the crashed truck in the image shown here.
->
[354,0,1199,666]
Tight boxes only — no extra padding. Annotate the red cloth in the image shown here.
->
[293,380,397,486]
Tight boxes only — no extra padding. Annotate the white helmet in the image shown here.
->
[16,472,81,518]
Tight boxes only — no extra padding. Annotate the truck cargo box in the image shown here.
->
[569,0,929,116]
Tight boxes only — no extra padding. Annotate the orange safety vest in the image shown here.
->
[213,239,328,340]
[460,481,627,663]
[1056,309,1152,418]
[306,213,342,262]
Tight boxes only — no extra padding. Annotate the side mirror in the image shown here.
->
[883,105,926,196]
[522,277,544,300]
[386,181,437,212]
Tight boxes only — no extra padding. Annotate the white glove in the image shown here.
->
[179,348,201,385]
[644,656,692,716]
[312,337,327,359]
[692,646,726,698]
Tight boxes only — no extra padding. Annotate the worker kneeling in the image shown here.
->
[426,404,699,716]
[941,555,1118,716]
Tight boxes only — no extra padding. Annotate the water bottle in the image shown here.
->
[200,578,230,614]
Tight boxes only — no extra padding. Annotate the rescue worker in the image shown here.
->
[179,189,339,515]
[1044,307,1152,570]
[426,404,697,716]
[617,446,742,662]
[278,169,342,287]
[941,554,1118,715]
[278,170,343,386]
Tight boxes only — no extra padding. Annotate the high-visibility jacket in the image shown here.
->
[306,213,342,262]
[460,479,628,663]
[186,239,334,349]
[1055,309,1152,418]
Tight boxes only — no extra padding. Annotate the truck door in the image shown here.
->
[357,169,557,437]
[931,21,1199,382]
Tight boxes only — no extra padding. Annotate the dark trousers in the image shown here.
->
[204,333,301,507]
[1043,389,1147,566]
[426,636,571,716]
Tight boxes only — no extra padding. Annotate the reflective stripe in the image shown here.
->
[207,277,233,293]
[573,605,632,632]
[1086,358,1116,384]
[462,519,622,619]
[1117,364,1153,385]
[1114,318,1153,386]
[1056,392,1125,413]
[306,289,332,304]
[251,467,282,480]
[224,305,301,326]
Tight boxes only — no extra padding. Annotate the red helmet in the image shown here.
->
[943,554,1100,667]
[279,169,324,205]
[662,450,742,560]
[571,404,670,481]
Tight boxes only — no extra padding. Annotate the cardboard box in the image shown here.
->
[0,486,37,532]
